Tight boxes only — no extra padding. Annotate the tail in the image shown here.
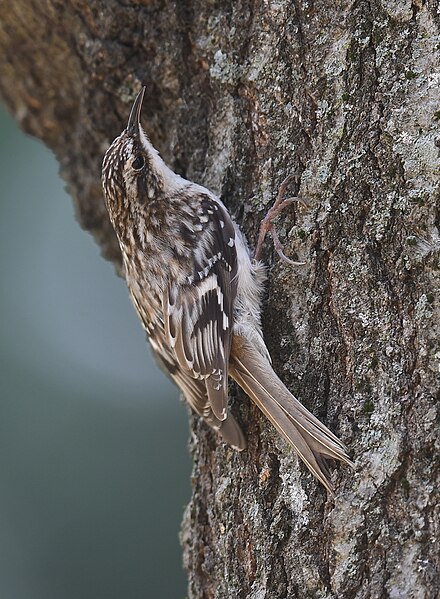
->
[230,336,353,494]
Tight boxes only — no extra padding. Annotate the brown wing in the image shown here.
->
[150,322,246,450]
[163,197,238,421]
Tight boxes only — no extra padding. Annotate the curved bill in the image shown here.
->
[127,87,146,134]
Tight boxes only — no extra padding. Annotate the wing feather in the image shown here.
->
[163,196,238,421]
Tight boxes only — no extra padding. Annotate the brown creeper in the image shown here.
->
[101,87,353,494]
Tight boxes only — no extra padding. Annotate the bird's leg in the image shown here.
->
[254,174,309,265]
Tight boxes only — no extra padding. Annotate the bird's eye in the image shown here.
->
[132,154,145,171]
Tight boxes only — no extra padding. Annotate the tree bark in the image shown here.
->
[1,1,438,597]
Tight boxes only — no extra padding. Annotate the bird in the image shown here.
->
[101,87,353,494]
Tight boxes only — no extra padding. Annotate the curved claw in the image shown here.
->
[254,175,309,265]
[271,227,306,266]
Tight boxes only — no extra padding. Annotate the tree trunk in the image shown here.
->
[1,1,438,597]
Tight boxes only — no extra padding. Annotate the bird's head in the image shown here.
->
[101,87,165,222]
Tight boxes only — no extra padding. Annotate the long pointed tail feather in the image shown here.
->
[230,336,353,494]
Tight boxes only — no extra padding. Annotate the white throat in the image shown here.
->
[139,126,184,192]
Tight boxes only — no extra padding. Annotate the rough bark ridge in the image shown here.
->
[1,1,438,597]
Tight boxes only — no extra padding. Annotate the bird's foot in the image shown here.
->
[254,174,310,265]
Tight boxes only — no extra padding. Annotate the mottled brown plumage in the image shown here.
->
[101,88,353,494]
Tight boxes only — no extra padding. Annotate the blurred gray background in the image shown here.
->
[0,108,191,598]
